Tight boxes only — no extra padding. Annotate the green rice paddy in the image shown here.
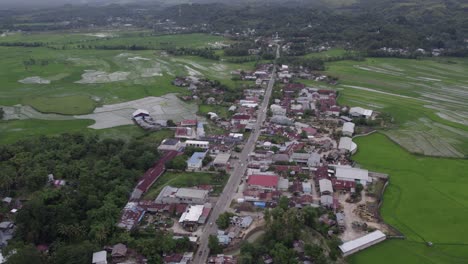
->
[349,133,468,264]
[328,57,468,157]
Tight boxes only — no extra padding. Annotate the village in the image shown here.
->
[0,62,392,264]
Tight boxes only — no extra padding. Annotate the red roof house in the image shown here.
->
[247,175,279,191]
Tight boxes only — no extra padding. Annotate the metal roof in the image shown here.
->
[319,179,333,193]
[335,167,369,181]
[339,230,386,254]
[342,122,355,133]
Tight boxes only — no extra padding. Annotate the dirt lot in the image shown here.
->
[75,94,197,129]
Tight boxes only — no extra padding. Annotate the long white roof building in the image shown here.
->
[339,230,386,256]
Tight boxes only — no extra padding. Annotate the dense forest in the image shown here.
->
[0,134,191,263]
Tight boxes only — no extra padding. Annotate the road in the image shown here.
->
[193,46,279,263]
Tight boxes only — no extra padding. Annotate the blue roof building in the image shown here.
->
[187,152,207,171]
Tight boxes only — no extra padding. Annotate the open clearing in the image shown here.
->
[349,133,468,264]
[22,95,96,115]
[329,57,468,157]
[75,94,197,129]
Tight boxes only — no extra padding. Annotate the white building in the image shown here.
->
[179,205,204,224]
[213,153,231,168]
[349,107,373,119]
[155,186,209,204]
[342,122,355,137]
[334,167,370,186]
[338,137,358,154]
[187,152,206,171]
[185,140,209,149]
[319,179,333,195]
[92,251,107,264]
[339,230,386,256]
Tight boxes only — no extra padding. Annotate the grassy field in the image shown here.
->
[326,57,468,157]
[144,171,228,200]
[22,95,96,115]
[348,133,468,263]
[303,48,348,59]
[198,104,230,119]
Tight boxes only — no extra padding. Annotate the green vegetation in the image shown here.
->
[238,205,341,264]
[144,171,229,200]
[23,95,96,115]
[199,104,230,119]
[0,133,162,262]
[216,212,235,230]
[349,133,468,263]
[328,57,468,157]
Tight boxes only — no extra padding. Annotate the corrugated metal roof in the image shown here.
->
[339,230,386,254]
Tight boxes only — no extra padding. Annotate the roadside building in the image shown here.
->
[342,122,355,137]
[187,152,207,171]
[180,119,198,127]
[179,205,205,226]
[213,153,231,169]
[155,186,209,204]
[247,174,279,191]
[339,230,386,256]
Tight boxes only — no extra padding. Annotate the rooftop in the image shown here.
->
[247,174,279,188]
[339,230,386,255]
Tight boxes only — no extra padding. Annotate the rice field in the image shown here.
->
[328,57,468,157]
[0,32,256,144]
[349,133,468,264]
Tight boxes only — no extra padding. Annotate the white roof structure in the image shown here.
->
[335,167,369,182]
[179,205,204,223]
[176,188,209,200]
[320,195,333,206]
[342,122,355,134]
[278,177,289,190]
[319,179,333,194]
[349,107,373,118]
[132,109,149,117]
[338,137,357,153]
[186,140,209,145]
[213,153,231,165]
[339,230,386,256]
[92,251,107,264]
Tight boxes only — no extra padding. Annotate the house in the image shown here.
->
[270,115,294,126]
[208,254,236,264]
[302,182,312,194]
[158,139,184,152]
[338,137,358,154]
[339,230,386,256]
[187,152,206,171]
[272,154,290,163]
[334,167,370,186]
[320,195,334,207]
[231,114,251,125]
[319,179,333,195]
[302,127,317,138]
[117,202,145,230]
[185,140,209,149]
[349,107,373,119]
[342,122,355,137]
[336,212,345,227]
[175,127,197,139]
[155,186,209,204]
[92,251,107,264]
[217,234,231,246]
[213,153,231,168]
[278,177,289,191]
[111,243,127,259]
[179,205,205,225]
[291,152,321,167]
[180,119,198,127]
[270,104,287,116]
[247,174,279,191]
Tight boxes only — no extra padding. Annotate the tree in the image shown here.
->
[202,155,213,166]
[166,155,187,171]
[5,244,45,264]
[216,212,235,229]
[278,196,290,211]
[208,235,222,254]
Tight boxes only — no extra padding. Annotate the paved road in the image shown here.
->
[193,46,279,263]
